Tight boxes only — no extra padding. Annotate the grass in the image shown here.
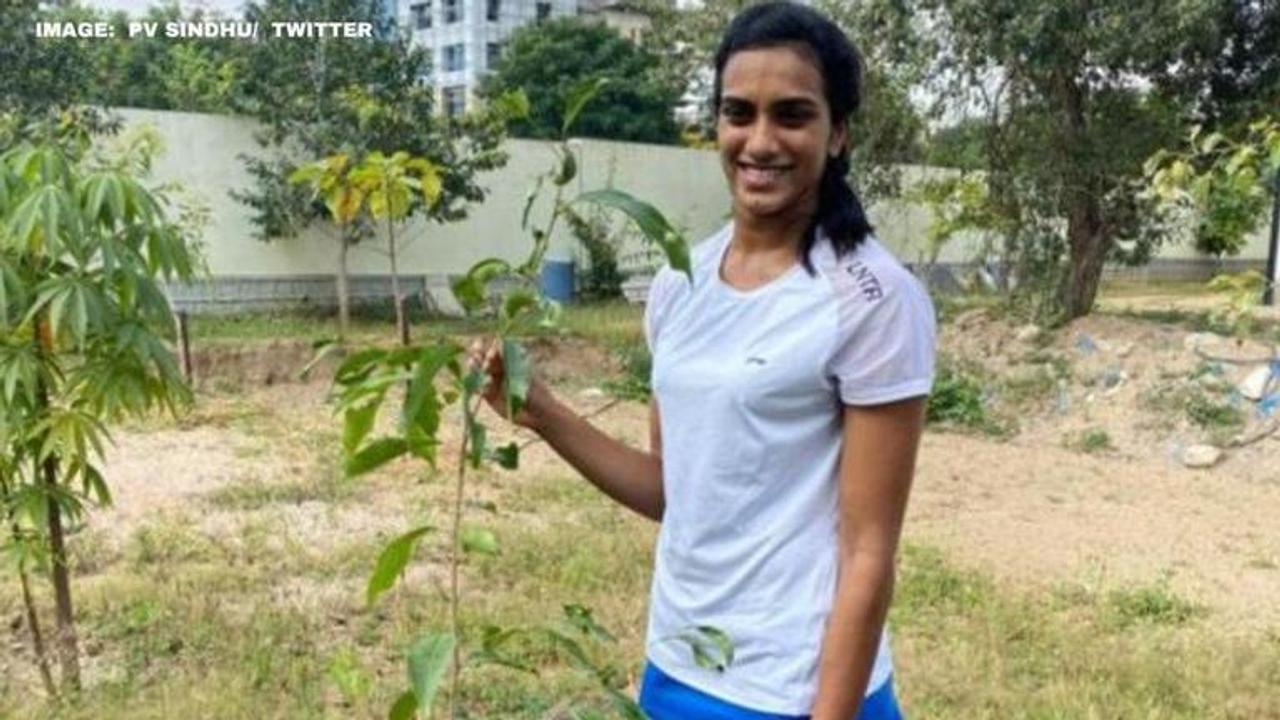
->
[892,547,1278,718]
[188,301,645,347]
[11,466,1278,719]
[1070,427,1115,454]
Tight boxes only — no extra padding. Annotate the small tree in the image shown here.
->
[310,83,718,719]
[294,151,446,344]
[0,121,202,693]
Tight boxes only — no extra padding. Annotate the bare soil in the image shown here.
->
[91,313,1280,637]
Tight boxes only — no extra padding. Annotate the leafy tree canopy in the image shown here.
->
[480,17,682,144]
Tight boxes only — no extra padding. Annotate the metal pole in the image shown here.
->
[1265,168,1280,306]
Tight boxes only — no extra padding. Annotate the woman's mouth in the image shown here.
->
[738,162,790,188]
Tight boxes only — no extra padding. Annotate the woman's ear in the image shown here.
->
[829,122,848,159]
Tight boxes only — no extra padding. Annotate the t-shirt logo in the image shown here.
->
[845,260,885,301]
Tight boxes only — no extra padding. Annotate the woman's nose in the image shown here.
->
[742,118,780,159]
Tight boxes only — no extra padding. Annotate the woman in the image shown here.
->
[471,3,935,718]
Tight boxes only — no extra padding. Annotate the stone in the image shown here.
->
[1239,365,1274,401]
[1115,342,1135,358]
[1183,332,1226,353]
[579,387,606,399]
[1181,444,1224,469]
[1015,324,1041,342]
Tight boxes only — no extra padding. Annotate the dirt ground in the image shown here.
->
[85,308,1280,645]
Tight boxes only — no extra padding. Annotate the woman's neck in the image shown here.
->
[731,207,814,258]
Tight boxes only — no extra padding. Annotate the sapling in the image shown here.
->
[318,81,723,719]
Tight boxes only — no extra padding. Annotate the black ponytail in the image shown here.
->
[713,1,874,273]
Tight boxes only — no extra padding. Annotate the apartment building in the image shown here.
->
[402,0,663,117]
[402,0,578,117]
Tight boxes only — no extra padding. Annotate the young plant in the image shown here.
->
[0,121,202,693]
[324,81,704,719]
[291,151,443,344]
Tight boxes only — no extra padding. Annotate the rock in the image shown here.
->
[1074,333,1099,355]
[579,387,606,399]
[1183,332,1226,353]
[1239,365,1274,401]
[1116,342,1135,358]
[1015,324,1042,342]
[1181,444,1224,469]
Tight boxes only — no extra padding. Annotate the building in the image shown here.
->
[402,0,579,117]
[402,0,666,117]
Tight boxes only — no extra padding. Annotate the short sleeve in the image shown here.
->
[830,272,936,406]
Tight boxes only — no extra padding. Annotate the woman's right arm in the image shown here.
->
[471,340,665,522]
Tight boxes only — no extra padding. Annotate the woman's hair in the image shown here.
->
[712,1,873,272]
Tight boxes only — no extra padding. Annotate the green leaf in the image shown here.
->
[553,146,577,187]
[574,189,691,280]
[501,287,539,327]
[562,77,610,137]
[491,442,519,470]
[407,632,455,711]
[366,525,433,606]
[346,437,408,477]
[460,526,499,556]
[343,402,379,455]
[335,348,387,385]
[563,604,616,643]
[298,339,341,381]
[402,344,459,432]
[452,257,512,315]
[502,338,530,419]
[674,625,735,672]
[387,690,418,720]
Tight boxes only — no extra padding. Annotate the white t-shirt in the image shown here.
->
[642,223,936,714]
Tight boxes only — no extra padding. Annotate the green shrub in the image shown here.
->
[1077,427,1114,454]
[927,362,991,431]
[603,340,651,402]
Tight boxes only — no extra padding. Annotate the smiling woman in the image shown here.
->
[475,3,935,719]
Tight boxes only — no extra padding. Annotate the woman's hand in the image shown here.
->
[466,337,551,431]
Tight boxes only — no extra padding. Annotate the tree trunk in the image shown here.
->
[387,218,409,346]
[336,228,351,340]
[1051,68,1108,321]
[1058,198,1108,320]
[16,541,57,698]
[35,316,80,691]
[41,455,80,691]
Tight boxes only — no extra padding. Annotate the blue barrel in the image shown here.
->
[541,259,575,302]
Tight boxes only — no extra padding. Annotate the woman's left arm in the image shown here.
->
[809,396,926,720]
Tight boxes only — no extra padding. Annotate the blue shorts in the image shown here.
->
[638,661,904,720]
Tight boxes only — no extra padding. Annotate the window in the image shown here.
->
[486,42,504,69]
[443,43,466,72]
[535,1,551,21]
[443,86,467,118]
[444,0,460,23]
[409,1,431,29]
[486,0,500,22]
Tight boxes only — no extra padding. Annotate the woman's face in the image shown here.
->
[717,44,845,226]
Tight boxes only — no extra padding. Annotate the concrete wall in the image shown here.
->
[114,108,1274,311]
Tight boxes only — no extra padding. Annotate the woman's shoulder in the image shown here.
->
[814,234,930,309]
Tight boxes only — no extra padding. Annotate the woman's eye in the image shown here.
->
[776,109,812,127]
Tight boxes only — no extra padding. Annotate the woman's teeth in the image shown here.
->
[740,165,786,184]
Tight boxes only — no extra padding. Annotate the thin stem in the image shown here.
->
[16,546,56,698]
[449,387,487,720]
